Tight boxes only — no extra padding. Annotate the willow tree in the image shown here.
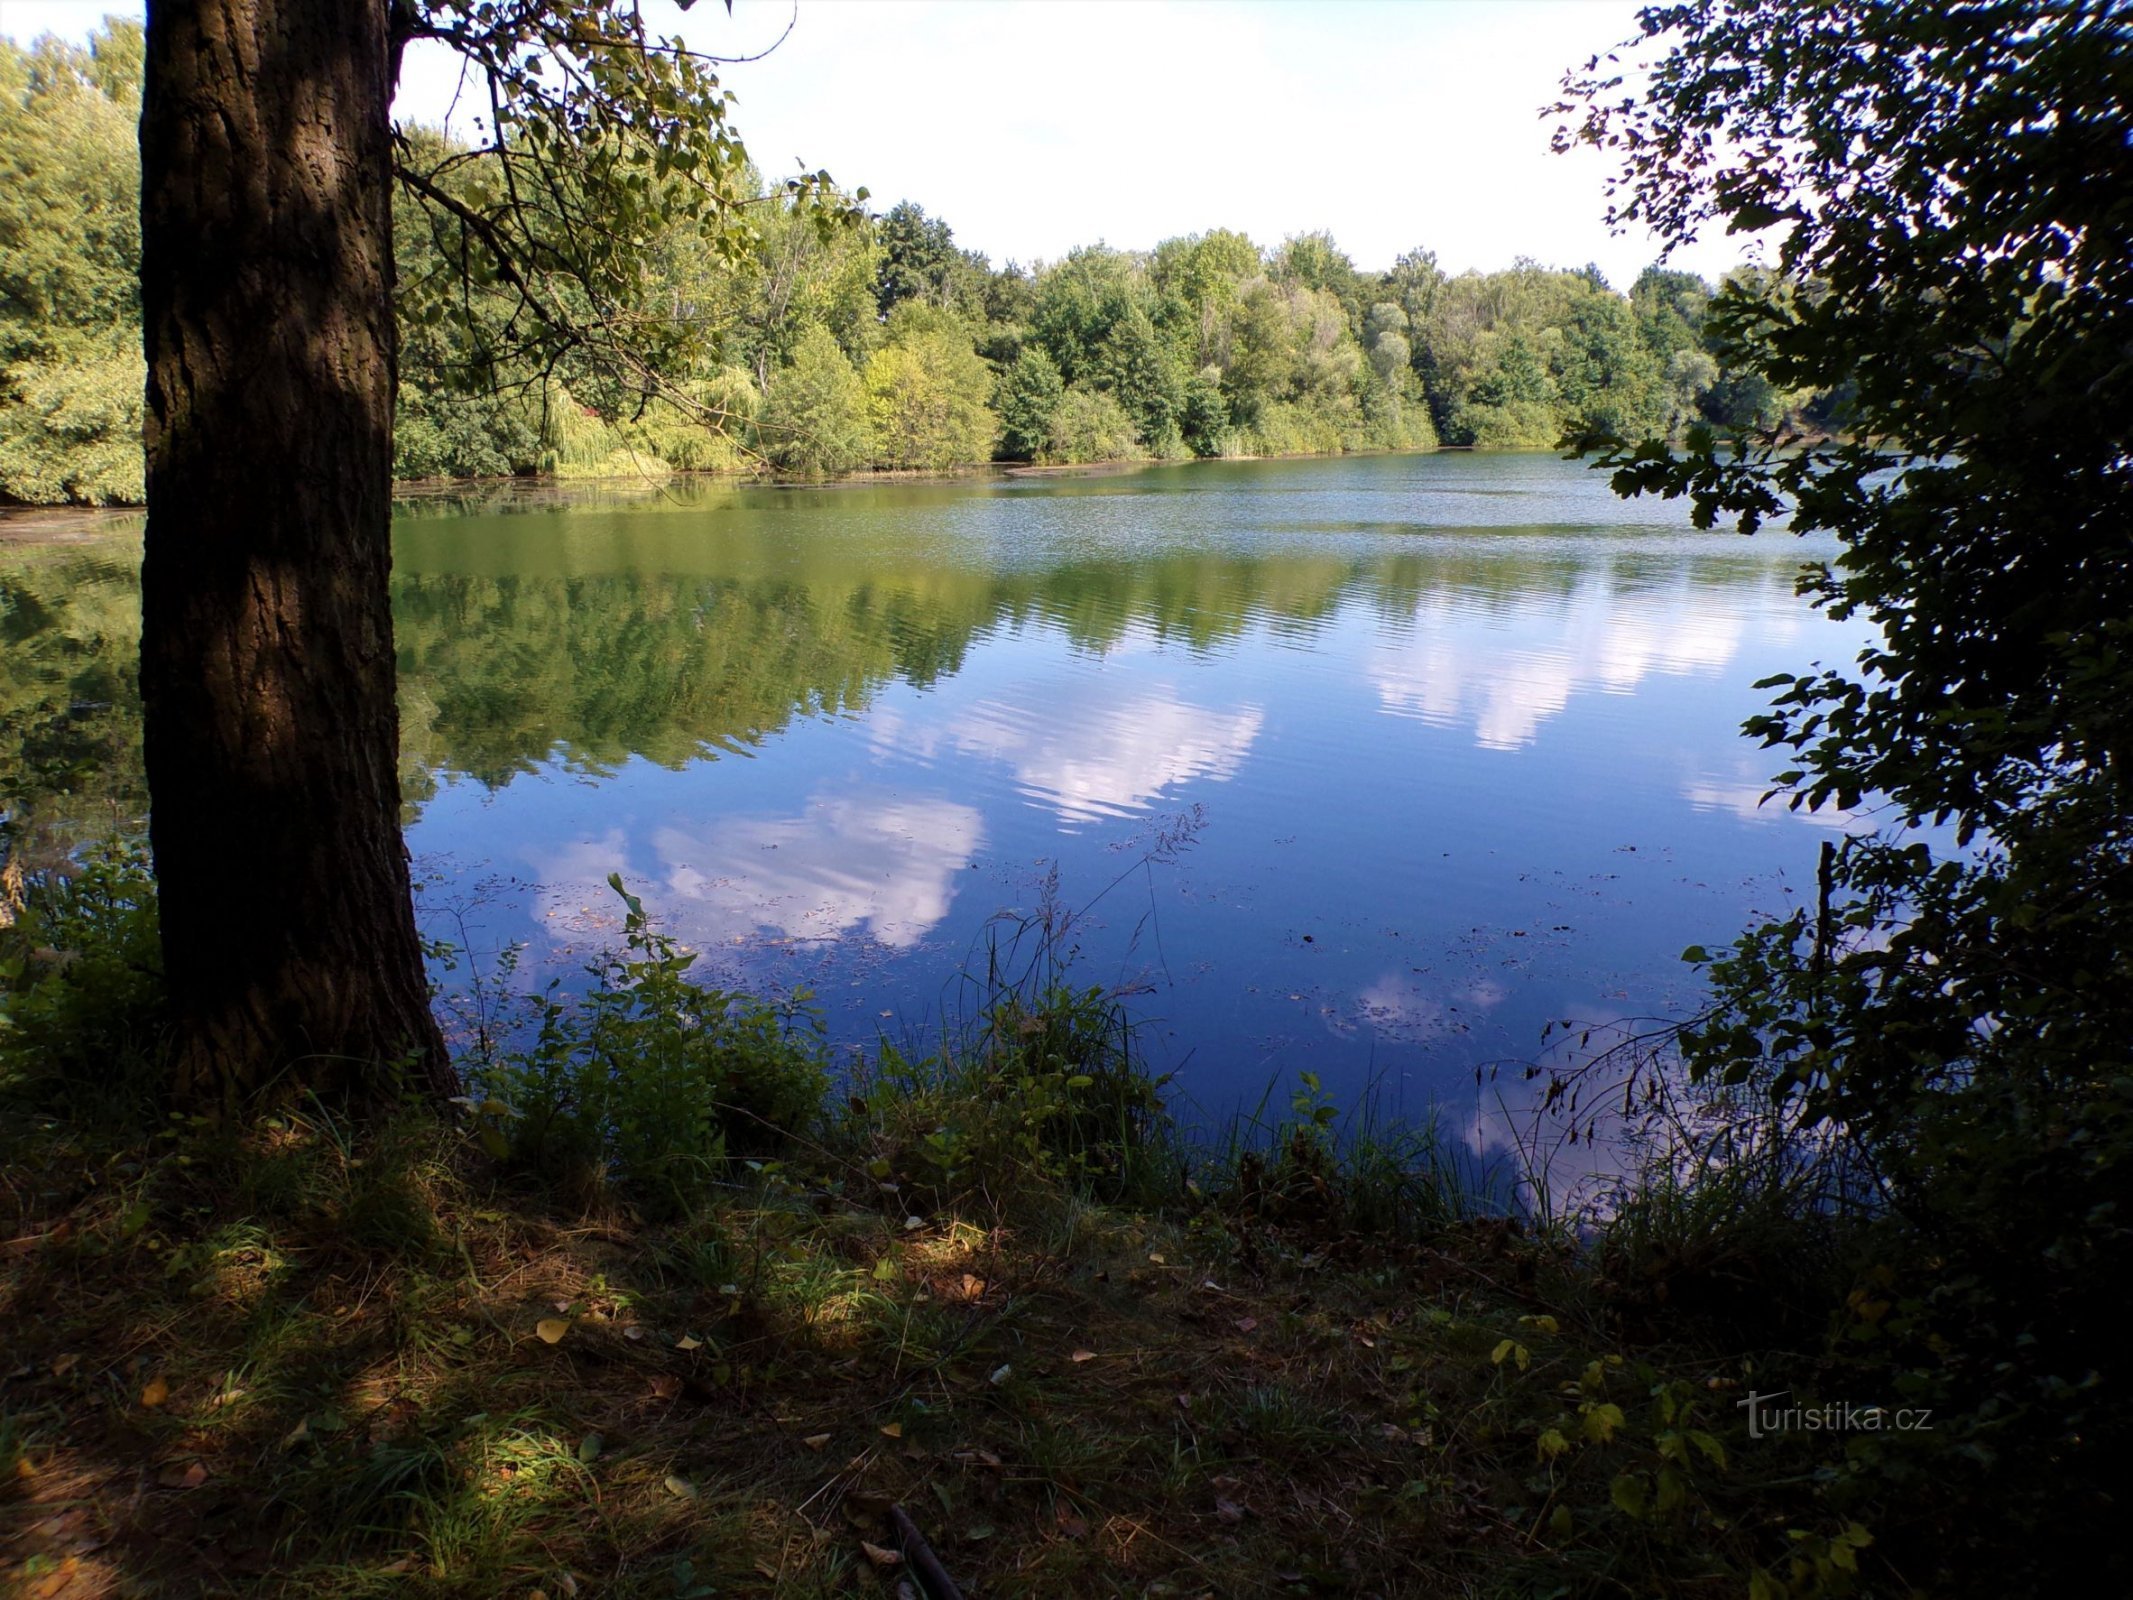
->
[138,0,849,1107]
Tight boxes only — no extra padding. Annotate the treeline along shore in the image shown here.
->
[0,20,1833,508]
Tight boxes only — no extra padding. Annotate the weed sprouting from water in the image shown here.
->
[460,873,828,1215]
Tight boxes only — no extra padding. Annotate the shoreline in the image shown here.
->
[2,443,1483,531]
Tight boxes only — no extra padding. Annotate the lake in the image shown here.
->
[1,451,1855,1150]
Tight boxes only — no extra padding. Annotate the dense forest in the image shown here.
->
[0,20,1813,507]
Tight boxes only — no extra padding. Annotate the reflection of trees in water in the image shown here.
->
[0,542,146,871]
[5,510,1806,851]
[389,553,1370,789]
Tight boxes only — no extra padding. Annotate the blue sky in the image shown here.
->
[2,0,1752,289]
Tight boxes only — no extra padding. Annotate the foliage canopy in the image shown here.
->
[1560,1,2133,1584]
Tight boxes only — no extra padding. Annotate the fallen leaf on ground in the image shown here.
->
[1234,1317,1258,1334]
[535,1317,569,1344]
[802,1433,831,1451]
[859,1540,904,1569]
[1216,1497,1247,1524]
[675,1335,702,1351]
[879,1422,903,1439]
[663,1475,697,1499]
[648,1374,681,1400]
[1069,1349,1097,1363]
[139,1376,169,1408]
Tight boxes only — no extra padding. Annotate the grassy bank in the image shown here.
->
[0,1113,1863,1600]
[0,858,2027,1598]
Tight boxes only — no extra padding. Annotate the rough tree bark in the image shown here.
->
[139,0,452,1107]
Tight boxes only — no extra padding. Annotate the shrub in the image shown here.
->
[1045,385,1141,465]
[0,343,145,505]
[992,345,1064,463]
[0,836,165,1122]
[760,325,873,474]
[466,876,827,1214]
[840,895,1170,1213]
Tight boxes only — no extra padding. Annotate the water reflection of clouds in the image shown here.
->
[1355,970,1508,1046]
[653,794,983,948]
[881,685,1264,825]
[1371,584,1750,750]
[1681,753,1860,831]
[528,793,984,952]
[1458,1007,1651,1212]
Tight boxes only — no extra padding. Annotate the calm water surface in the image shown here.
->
[3,452,1858,1142]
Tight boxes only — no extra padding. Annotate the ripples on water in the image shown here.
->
[1,452,1860,1165]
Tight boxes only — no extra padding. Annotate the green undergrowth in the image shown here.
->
[0,853,2012,1597]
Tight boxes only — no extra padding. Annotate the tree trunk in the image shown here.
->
[139,0,451,1108]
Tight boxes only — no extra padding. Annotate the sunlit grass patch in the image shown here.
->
[0,1091,1811,1599]
[2,856,1890,1599]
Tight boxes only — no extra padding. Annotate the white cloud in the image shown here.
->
[1593,608,1743,691]
[1458,1009,1652,1211]
[1371,574,1750,750]
[1681,755,1862,832]
[932,683,1264,825]
[522,791,983,953]
[651,790,983,948]
[7,2,1752,291]
[675,0,1745,287]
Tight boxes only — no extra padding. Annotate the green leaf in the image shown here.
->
[1582,1402,1625,1443]
[1655,1466,1687,1513]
